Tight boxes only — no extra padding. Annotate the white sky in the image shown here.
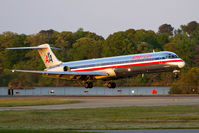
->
[0,0,199,38]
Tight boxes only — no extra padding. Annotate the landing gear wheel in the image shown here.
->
[173,70,180,79]
[107,82,116,89]
[84,82,93,88]
[174,73,179,79]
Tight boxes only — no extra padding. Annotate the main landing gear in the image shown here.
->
[83,81,117,89]
[106,82,116,89]
[84,82,93,88]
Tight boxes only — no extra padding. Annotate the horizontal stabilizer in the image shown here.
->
[6,46,48,50]
[12,70,108,76]
[7,44,62,68]
[6,46,60,50]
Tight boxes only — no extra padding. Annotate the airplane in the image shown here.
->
[7,44,185,88]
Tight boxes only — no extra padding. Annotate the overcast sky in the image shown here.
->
[0,0,199,38]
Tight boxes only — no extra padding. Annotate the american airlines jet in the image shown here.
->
[7,44,185,88]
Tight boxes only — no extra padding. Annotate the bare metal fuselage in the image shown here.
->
[45,51,185,80]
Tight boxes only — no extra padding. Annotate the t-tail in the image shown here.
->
[6,44,62,68]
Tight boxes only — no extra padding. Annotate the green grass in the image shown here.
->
[1,105,199,130]
[0,98,81,107]
[0,129,97,133]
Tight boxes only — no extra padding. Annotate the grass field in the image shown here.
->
[0,105,199,130]
[0,98,81,107]
[0,129,97,133]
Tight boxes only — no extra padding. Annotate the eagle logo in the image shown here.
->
[45,52,53,63]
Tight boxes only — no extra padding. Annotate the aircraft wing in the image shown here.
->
[12,70,108,76]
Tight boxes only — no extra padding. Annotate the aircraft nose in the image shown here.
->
[178,60,185,68]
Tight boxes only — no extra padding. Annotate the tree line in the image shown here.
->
[0,21,199,93]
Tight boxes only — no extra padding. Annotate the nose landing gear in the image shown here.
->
[106,82,116,89]
[173,70,180,79]
[174,73,179,79]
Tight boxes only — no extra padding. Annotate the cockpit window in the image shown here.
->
[166,53,178,59]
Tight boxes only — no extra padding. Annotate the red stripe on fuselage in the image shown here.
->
[71,59,183,72]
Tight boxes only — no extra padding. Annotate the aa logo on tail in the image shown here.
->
[45,52,53,63]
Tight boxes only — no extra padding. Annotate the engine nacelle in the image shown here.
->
[63,66,70,72]
[46,65,70,72]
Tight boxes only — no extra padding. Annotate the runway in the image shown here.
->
[0,96,199,111]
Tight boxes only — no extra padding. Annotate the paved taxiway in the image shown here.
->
[84,129,199,133]
[0,96,199,111]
